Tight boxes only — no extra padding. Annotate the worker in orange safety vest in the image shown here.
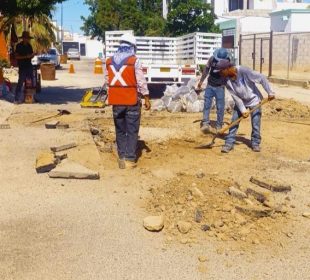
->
[106,33,151,169]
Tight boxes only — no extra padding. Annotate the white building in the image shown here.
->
[212,0,309,17]
[72,34,104,58]
[270,9,310,32]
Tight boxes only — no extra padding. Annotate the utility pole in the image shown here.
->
[61,3,64,53]
[163,0,168,20]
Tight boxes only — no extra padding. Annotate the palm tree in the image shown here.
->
[0,14,57,53]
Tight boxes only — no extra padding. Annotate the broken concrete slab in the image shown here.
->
[45,120,59,129]
[55,153,68,164]
[36,151,57,173]
[50,142,77,152]
[250,177,292,192]
[48,160,99,179]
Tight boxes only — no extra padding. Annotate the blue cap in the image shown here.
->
[213,48,229,61]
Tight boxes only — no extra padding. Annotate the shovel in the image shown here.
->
[30,109,71,124]
[196,99,270,149]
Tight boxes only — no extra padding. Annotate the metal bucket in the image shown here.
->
[40,63,56,80]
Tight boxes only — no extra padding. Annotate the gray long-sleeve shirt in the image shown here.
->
[226,66,274,113]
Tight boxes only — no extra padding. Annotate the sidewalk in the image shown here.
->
[271,83,310,105]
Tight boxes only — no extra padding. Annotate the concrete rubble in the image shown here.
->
[45,120,59,129]
[48,160,100,180]
[50,142,77,152]
[35,150,57,173]
[143,215,164,232]
[152,78,235,113]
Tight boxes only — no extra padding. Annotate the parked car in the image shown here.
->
[32,48,60,68]
[67,48,80,60]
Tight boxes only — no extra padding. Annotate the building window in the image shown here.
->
[229,0,243,11]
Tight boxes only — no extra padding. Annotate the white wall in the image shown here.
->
[71,33,104,58]
[291,13,310,32]
[251,0,274,10]
[86,40,104,58]
[240,17,271,33]
[271,14,291,32]
[271,12,310,33]
[276,2,309,10]
[212,0,228,16]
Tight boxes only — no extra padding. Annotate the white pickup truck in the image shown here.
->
[105,30,222,85]
[141,64,198,84]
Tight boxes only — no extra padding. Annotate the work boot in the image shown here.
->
[125,160,137,169]
[221,145,233,153]
[118,158,126,169]
[252,145,261,152]
[200,123,210,134]
[215,126,223,135]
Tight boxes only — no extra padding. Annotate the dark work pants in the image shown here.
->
[113,103,141,161]
[15,67,33,102]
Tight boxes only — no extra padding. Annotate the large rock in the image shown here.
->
[48,160,99,179]
[177,221,192,234]
[143,216,164,232]
[36,151,57,173]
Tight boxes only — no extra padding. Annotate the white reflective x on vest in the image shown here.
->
[110,65,128,86]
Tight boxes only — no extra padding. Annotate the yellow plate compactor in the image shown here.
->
[80,86,107,108]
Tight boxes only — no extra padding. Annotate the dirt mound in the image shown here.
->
[146,174,291,250]
[264,99,310,119]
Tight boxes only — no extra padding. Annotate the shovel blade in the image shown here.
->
[195,140,215,149]
[58,109,71,115]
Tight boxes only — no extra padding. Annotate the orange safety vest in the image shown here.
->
[106,56,138,106]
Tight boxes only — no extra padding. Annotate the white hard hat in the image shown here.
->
[120,33,136,46]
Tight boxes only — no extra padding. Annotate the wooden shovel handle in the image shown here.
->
[219,99,269,135]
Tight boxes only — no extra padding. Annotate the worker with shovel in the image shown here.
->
[106,33,151,169]
[216,60,275,153]
[197,48,230,134]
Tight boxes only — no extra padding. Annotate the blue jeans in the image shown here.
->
[225,106,262,147]
[15,67,33,102]
[202,86,225,129]
[113,103,141,161]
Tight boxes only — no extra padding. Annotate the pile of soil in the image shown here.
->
[146,174,291,249]
[264,99,310,119]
